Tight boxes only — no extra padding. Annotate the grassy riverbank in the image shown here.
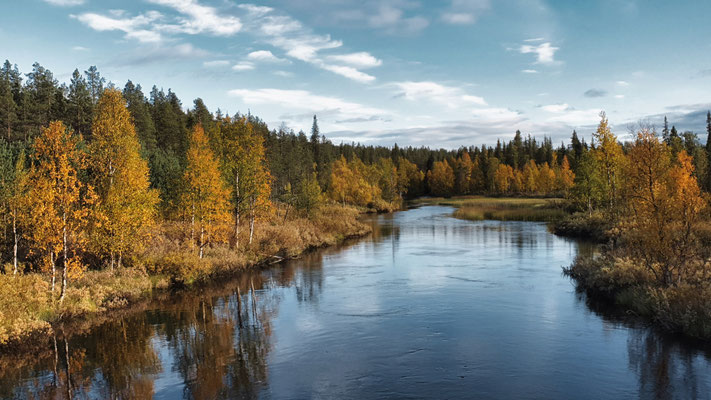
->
[0,205,370,350]
[414,196,569,222]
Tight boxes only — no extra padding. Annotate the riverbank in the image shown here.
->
[413,196,569,222]
[564,254,711,339]
[0,205,371,352]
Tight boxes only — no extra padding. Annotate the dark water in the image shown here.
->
[3,205,711,399]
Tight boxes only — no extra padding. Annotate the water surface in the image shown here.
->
[3,206,711,399]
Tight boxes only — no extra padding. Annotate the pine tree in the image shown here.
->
[67,69,93,137]
[90,89,159,269]
[85,65,105,106]
[123,81,157,155]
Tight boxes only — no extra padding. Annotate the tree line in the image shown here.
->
[2,60,711,299]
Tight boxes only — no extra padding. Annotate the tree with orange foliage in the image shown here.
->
[427,160,455,197]
[493,164,514,194]
[537,162,556,194]
[90,89,158,269]
[181,125,230,258]
[454,152,474,195]
[556,155,575,195]
[623,128,706,286]
[27,121,93,301]
[522,160,539,194]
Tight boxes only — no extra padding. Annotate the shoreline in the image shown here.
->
[0,207,373,355]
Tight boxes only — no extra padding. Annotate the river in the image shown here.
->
[2,205,711,399]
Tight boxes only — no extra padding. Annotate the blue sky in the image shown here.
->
[2,0,711,148]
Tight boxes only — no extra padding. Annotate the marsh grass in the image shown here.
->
[415,196,567,222]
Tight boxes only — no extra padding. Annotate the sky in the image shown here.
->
[2,0,711,148]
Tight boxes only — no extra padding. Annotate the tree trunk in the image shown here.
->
[199,226,205,259]
[233,172,240,249]
[190,204,195,253]
[64,339,72,400]
[110,252,114,272]
[249,198,255,246]
[59,217,68,303]
[12,212,18,275]
[118,253,122,269]
[51,251,56,294]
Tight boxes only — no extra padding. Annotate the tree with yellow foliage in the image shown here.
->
[181,125,230,258]
[556,155,575,195]
[90,89,158,269]
[537,162,556,194]
[493,164,514,193]
[396,158,423,198]
[219,118,273,247]
[27,121,92,301]
[427,160,455,197]
[454,152,474,195]
[592,112,625,211]
[522,160,539,194]
[623,129,706,286]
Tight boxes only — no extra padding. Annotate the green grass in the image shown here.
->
[414,196,568,222]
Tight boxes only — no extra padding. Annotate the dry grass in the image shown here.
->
[416,196,568,222]
[0,204,370,349]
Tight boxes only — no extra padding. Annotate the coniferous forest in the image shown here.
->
[3,60,711,346]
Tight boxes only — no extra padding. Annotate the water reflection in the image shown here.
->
[1,206,710,399]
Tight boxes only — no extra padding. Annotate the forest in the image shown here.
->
[2,60,711,344]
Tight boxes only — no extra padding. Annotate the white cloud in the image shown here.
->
[75,0,242,44]
[74,11,164,43]
[367,5,429,34]
[44,0,85,6]
[522,69,538,74]
[319,64,375,83]
[203,60,229,67]
[541,103,571,113]
[326,52,382,68]
[520,42,559,65]
[441,0,490,25]
[71,46,89,51]
[237,4,274,17]
[615,94,625,99]
[238,4,377,83]
[392,81,486,107]
[616,80,630,87]
[470,107,522,123]
[524,37,545,42]
[274,70,293,77]
[228,88,387,122]
[247,50,288,63]
[147,0,242,36]
[546,108,602,126]
[119,43,209,65]
[232,62,255,71]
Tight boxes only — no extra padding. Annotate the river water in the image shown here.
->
[3,205,711,399]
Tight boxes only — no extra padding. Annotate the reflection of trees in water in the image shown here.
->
[0,315,160,399]
[577,289,711,399]
[160,271,277,399]
[627,328,711,399]
[0,269,284,399]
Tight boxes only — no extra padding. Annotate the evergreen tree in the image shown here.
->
[66,69,93,137]
[85,65,105,105]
